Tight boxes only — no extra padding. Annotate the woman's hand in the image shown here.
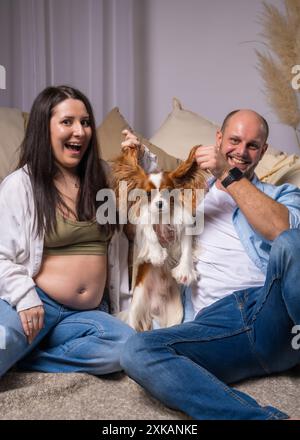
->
[121,129,145,157]
[18,305,45,344]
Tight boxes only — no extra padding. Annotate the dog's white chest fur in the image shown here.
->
[149,173,162,188]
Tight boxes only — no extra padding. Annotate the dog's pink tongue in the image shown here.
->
[153,224,176,246]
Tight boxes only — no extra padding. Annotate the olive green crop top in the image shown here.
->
[43,212,110,256]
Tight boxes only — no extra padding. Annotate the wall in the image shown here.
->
[0,0,135,125]
[0,0,299,154]
[134,0,299,153]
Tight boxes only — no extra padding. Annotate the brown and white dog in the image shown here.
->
[111,145,207,331]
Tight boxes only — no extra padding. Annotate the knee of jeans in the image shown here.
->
[120,332,149,373]
[272,229,300,257]
[3,325,26,349]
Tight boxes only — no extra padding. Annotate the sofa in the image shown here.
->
[0,100,300,420]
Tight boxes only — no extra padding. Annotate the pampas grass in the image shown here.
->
[257,52,300,128]
[256,0,300,148]
[285,0,300,20]
[259,3,297,80]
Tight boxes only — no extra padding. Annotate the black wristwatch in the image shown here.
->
[221,167,244,188]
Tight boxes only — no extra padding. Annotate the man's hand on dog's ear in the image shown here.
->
[121,129,145,156]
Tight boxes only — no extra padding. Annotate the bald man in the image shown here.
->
[121,109,300,420]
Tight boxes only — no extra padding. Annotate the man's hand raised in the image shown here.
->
[195,145,230,181]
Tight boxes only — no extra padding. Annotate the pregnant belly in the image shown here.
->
[34,254,107,310]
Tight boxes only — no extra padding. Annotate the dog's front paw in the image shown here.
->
[149,247,168,266]
[171,263,197,285]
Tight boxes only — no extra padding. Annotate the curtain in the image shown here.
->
[0,0,136,126]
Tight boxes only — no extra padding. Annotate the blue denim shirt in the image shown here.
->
[208,175,300,275]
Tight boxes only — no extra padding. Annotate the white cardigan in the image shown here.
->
[0,151,157,313]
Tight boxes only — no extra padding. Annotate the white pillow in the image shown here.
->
[150,98,219,160]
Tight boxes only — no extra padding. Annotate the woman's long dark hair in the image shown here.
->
[18,85,115,237]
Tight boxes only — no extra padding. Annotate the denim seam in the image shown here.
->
[58,317,105,335]
[246,275,281,374]
[166,342,281,419]
[56,305,65,325]
[246,326,271,374]
[164,326,251,345]
[234,292,271,375]
[251,275,280,323]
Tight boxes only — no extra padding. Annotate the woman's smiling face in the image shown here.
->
[50,98,92,172]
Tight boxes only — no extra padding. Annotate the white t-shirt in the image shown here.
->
[192,183,265,317]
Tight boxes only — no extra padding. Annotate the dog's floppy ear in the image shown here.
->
[110,146,148,194]
[115,145,139,167]
[169,145,208,190]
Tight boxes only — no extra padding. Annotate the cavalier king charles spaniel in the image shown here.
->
[111,143,207,331]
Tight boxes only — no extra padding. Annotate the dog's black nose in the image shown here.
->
[156,200,163,209]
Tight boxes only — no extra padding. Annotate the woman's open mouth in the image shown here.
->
[64,143,82,154]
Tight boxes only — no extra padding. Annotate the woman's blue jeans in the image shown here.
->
[121,229,300,420]
[0,288,134,377]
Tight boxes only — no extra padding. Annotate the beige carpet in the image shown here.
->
[0,367,300,420]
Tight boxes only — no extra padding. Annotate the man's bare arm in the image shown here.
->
[224,177,289,241]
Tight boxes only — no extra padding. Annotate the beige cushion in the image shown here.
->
[0,107,25,181]
[96,107,180,170]
[1,104,299,189]
[96,107,129,161]
[96,105,300,187]
[150,97,219,160]
[255,150,300,188]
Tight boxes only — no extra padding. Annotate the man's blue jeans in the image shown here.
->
[121,229,300,420]
[0,288,134,377]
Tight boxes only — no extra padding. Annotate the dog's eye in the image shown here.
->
[146,191,152,198]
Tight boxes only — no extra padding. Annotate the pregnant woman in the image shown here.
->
[0,85,136,376]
